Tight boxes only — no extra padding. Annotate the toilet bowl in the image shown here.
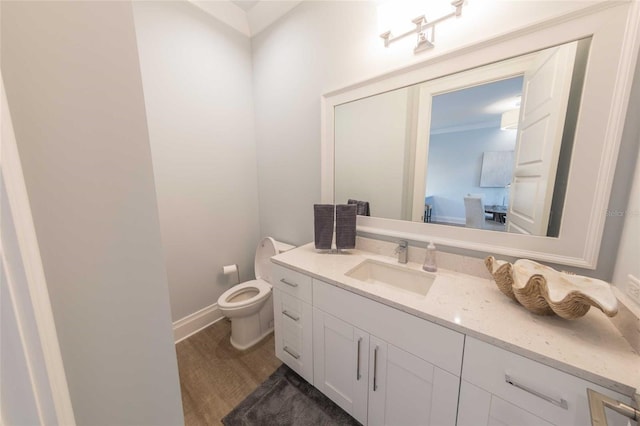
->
[218,237,294,350]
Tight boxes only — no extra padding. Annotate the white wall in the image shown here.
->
[427,127,516,223]
[612,137,640,308]
[252,0,639,280]
[132,1,261,322]
[1,2,183,424]
[335,87,409,220]
[253,1,381,246]
[611,55,640,308]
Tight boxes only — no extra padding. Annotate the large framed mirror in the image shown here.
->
[321,3,639,268]
[335,39,588,237]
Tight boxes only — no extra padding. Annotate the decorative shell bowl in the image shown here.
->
[485,256,618,319]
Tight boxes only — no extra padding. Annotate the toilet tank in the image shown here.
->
[255,237,295,283]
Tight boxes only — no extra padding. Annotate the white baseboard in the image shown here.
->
[173,302,224,344]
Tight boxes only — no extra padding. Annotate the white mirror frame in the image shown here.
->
[321,3,640,269]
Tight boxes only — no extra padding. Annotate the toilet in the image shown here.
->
[218,237,294,350]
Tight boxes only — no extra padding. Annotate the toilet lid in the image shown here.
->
[255,237,278,282]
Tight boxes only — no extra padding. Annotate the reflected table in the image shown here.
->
[484,205,507,223]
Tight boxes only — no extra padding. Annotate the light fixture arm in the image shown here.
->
[380,0,464,53]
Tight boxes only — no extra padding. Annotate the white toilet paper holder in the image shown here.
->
[223,264,240,284]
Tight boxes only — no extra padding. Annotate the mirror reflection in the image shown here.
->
[334,37,590,237]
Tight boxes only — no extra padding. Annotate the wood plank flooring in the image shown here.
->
[176,320,281,426]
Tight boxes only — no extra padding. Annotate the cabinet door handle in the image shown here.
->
[280,278,298,288]
[356,337,362,380]
[373,345,379,391]
[505,374,568,410]
[282,310,299,321]
[283,346,300,359]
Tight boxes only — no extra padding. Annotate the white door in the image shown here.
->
[312,309,369,424]
[410,54,536,223]
[367,337,459,426]
[1,77,75,425]
[506,42,578,235]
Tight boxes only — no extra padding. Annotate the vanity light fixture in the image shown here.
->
[380,0,464,54]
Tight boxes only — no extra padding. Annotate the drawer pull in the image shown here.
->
[280,278,298,288]
[356,337,362,380]
[283,346,300,359]
[282,310,300,322]
[373,346,379,391]
[505,374,568,410]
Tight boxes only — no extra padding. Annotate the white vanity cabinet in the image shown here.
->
[272,265,313,383]
[312,309,460,425]
[272,261,636,426]
[312,278,463,426]
[457,337,633,426]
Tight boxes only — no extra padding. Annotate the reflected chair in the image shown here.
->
[464,196,485,229]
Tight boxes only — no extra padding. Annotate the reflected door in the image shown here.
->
[411,54,536,224]
[507,41,578,235]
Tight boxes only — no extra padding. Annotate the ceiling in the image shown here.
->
[230,1,260,12]
[430,76,524,133]
[188,0,303,37]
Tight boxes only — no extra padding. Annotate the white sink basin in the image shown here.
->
[345,259,435,297]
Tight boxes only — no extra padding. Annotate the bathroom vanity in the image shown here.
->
[270,6,640,424]
[271,243,639,426]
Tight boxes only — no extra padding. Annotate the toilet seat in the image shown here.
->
[218,279,271,310]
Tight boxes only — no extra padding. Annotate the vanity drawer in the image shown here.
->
[273,289,313,383]
[278,290,305,322]
[272,264,312,303]
[462,336,632,426]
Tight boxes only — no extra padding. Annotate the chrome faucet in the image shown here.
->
[395,240,408,264]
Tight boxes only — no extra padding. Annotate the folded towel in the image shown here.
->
[313,204,334,250]
[347,199,370,216]
[335,204,356,250]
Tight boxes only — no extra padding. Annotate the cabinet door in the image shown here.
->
[458,380,554,426]
[367,336,459,426]
[273,289,313,383]
[313,308,369,424]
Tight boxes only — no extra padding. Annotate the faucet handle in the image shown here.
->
[395,240,408,253]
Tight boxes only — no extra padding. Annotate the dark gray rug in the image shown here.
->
[222,364,361,425]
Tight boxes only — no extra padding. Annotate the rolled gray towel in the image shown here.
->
[336,204,356,250]
[347,199,370,216]
[314,204,334,250]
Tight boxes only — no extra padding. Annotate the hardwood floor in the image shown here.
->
[176,319,281,426]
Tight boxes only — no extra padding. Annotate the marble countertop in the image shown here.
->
[272,243,640,397]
